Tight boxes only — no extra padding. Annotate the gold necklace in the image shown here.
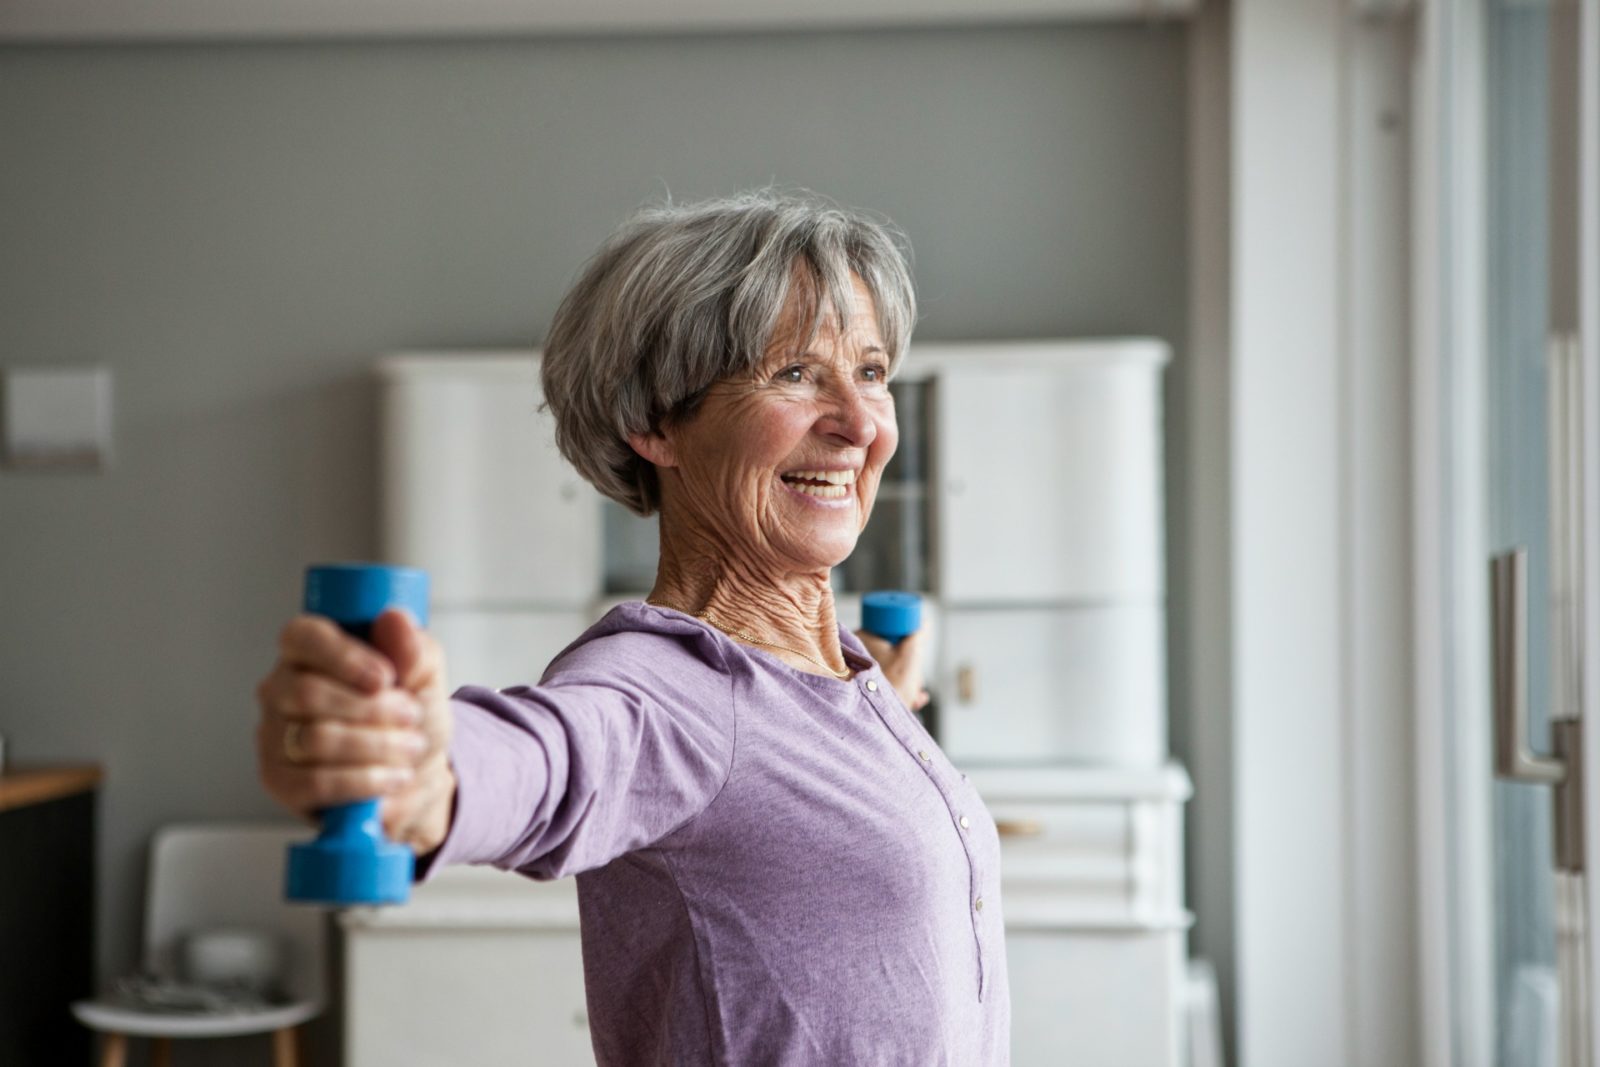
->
[649,598,853,680]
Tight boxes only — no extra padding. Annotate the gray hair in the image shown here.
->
[540,189,917,516]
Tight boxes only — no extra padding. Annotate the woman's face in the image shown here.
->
[652,274,899,577]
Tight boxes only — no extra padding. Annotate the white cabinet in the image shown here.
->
[378,353,601,609]
[971,763,1193,1067]
[341,869,591,1067]
[905,340,1170,767]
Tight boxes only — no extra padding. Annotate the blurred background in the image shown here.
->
[1,1,1595,1066]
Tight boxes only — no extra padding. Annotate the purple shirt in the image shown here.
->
[426,601,1010,1065]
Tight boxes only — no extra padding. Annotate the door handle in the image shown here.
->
[1492,548,1584,872]
[1490,549,1565,785]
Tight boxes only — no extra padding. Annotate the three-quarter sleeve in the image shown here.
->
[419,621,737,881]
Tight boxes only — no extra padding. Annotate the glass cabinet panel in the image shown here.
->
[838,378,932,593]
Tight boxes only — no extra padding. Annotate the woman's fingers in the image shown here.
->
[267,717,429,769]
[257,739,415,811]
[367,609,454,757]
[257,666,424,728]
[278,614,395,693]
[259,613,456,849]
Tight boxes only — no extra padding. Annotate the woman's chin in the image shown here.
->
[807,534,863,573]
[765,486,868,571]
[772,531,859,575]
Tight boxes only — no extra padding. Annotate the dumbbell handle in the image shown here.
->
[285,563,428,906]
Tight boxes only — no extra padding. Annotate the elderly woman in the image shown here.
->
[256,191,1010,1065]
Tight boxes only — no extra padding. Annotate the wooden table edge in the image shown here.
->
[0,765,105,812]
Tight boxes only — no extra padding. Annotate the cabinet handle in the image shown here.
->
[994,819,1044,839]
[957,664,976,703]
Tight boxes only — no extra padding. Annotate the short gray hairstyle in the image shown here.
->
[540,189,917,516]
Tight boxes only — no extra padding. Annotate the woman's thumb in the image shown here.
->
[370,607,431,690]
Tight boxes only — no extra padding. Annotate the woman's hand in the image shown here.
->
[255,608,456,857]
[855,627,930,713]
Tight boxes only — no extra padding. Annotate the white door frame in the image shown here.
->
[1209,3,1421,1065]
[1580,0,1600,1060]
[1410,0,1494,1062]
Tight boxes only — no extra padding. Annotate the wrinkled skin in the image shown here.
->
[255,272,926,857]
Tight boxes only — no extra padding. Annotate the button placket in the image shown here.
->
[858,673,989,998]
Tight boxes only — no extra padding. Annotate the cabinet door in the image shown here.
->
[1007,928,1184,1067]
[347,927,594,1067]
[931,365,1162,603]
[430,609,589,690]
[938,606,1165,765]
[379,358,601,608]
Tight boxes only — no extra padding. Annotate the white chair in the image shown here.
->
[72,823,325,1067]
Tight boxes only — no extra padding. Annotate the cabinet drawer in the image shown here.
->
[968,764,1190,928]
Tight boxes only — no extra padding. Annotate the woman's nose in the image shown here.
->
[817,382,877,447]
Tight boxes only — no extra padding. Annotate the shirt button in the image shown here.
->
[918,750,931,762]
[866,680,878,692]
[959,816,971,830]
[974,897,984,912]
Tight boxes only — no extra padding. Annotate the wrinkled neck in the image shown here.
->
[647,501,847,677]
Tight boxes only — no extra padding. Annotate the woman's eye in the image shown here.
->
[775,365,806,384]
[861,364,886,383]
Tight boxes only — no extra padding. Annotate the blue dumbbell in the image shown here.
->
[861,590,922,644]
[285,563,429,906]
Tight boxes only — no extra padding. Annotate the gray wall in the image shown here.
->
[0,23,1189,1061]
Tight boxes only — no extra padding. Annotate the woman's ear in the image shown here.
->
[627,429,677,469]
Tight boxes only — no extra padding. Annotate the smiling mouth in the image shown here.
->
[779,468,857,500]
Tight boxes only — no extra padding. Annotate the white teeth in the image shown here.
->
[785,469,857,485]
[789,482,850,499]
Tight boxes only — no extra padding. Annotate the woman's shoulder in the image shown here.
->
[539,600,735,695]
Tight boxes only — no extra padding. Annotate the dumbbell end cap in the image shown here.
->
[285,837,412,906]
[861,590,923,645]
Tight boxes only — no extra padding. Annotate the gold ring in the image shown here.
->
[283,721,309,765]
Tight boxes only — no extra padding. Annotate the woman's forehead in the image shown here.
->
[768,285,882,354]
[760,323,885,367]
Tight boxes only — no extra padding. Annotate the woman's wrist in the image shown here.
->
[397,759,458,859]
